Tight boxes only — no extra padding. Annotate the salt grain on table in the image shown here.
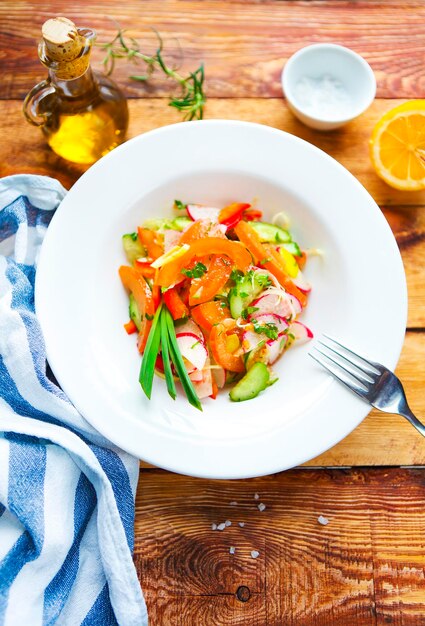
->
[318,515,329,526]
[211,523,217,530]
[254,493,260,500]
[238,522,245,528]
[229,546,236,555]
[217,522,226,531]
[257,503,266,512]
[229,501,238,506]
[251,550,260,559]
[225,520,232,527]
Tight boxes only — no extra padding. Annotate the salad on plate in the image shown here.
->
[119,201,313,410]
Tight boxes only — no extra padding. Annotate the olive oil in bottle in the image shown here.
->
[23,17,128,165]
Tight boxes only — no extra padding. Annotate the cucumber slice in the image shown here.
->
[142,218,170,231]
[122,234,145,264]
[229,362,270,402]
[244,342,267,370]
[171,216,192,231]
[229,272,266,319]
[281,241,302,257]
[250,221,291,244]
[129,294,142,331]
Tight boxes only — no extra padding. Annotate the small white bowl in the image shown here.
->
[282,43,376,130]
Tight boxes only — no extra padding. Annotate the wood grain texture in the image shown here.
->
[305,332,425,467]
[134,467,425,625]
[3,98,425,207]
[1,1,425,99]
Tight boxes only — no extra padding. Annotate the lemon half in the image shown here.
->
[369,100,425,191]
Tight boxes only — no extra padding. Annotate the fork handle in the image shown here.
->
[399,406,425,437]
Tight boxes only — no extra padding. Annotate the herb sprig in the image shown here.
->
[99,27,206,120]
[139,303,202,410]
[181,262,207,279]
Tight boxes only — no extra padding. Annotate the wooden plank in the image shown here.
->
[1,1,425,99]
[305,331,425,467]
[3,98,425,207]
[134,467,425,625]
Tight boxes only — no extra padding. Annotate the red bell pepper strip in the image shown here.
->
[218,203,251,230]
[123,319,137,335]
[162,287,189,320]
[242,208,263,222]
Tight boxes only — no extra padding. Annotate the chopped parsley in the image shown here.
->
[259,258,270,266]
[125,232,138,241]
[230,269,245,283]
[174,199,186,211]
[190,340,201,349]
[241,306,259,320]
[251,319,279,341]
[255,274,271,287]
[181,262,207,279]
[145,313,154,321]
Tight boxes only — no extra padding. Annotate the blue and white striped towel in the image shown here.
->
[0,175,148,626]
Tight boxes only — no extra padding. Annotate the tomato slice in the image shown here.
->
[188,255,233,306]
[119,265,155,353]
[209,319,245,373]
[191,300,231,333]
[157,237,252,288]
[137,227,164,260]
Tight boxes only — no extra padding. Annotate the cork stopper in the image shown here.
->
[40,17,95,79]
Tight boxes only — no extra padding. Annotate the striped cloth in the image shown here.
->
[0,175,148,626]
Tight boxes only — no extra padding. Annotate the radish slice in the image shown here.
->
[251,291,301,319]
[264,335,286,364]
[175,319,204,342]
[288,320,314,344]
[292,269,311,294]
[163,229,182,252]
[242,330,265,352]
[212,365,226,389]
[193,361,213,398]
[186,204,221,222]
[189,369,204,382]
[176,332,208,370]
[287,294,303,315]
[251,312,289,332]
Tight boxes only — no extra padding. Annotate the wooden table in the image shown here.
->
[2,2,425,624]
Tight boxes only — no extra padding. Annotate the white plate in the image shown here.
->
[35,120,407,479]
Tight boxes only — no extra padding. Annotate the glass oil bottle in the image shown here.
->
[23,17,128,165]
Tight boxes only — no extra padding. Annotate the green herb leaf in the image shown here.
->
[230,269,244,283]
[163,307,202,411]
[241,306,259,320]
[98,28,206,120]
[181,262,207,279]
[174,199,186,211]
[254,274,271,287]
[259,258,270,266]
[160,310,177,400]
[139,303,163,398]
[251,320,279,341]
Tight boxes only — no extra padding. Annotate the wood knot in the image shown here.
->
[236,585,251,602]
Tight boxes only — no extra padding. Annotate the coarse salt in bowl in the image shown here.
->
[282,43,376,130]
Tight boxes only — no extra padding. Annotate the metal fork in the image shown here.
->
[309,334,425,437]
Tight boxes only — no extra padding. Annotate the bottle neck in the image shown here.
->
[48,66,97,98]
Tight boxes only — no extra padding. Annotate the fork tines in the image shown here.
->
[308,335,379,400]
